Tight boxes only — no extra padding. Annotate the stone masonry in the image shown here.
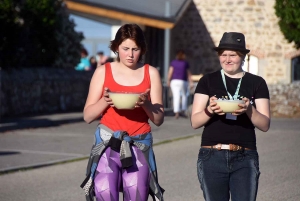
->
[269,82,300,118]
[0,68,93,118]
[1,69,300,118]
[171,0,300,84]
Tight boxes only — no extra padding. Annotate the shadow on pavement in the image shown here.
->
[0,117,84,133]
[0,110,184,133]
[0,151,21,156]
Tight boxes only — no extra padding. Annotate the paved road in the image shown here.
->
[0,114,300,200]
[0,112,198,173]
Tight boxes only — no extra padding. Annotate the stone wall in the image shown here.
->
[269,82,300,118]
[171,0,300,84]
[1,69,300,118]
[1,68,93,118]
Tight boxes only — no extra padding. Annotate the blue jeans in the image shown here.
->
[197,148,260,201]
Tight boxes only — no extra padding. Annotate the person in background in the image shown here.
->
[80,24,164,201]
[89,56,97,71]
[96,51,108,65]
[191,32,270,201]
[167,50,193,119]
[106,56,115,62]
[75,48,90,71]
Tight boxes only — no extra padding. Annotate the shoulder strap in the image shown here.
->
[101,63,113,97]
[104,62,112,78]
[144,64,151,85]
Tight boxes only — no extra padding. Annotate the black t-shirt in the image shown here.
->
[194,70,270,150]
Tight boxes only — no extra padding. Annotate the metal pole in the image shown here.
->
[164,1,171,84]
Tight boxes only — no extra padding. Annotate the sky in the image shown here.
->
[69,14,112,57]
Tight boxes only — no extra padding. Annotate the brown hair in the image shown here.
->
[110,24,147,62]
[217,50,246,60]
[175,50,186,60]
[81,48,88,57]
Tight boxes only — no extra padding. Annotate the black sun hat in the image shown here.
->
[213,32,250,54]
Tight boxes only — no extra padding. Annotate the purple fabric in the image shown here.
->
[94,146,150,201]
[170,60,189,81]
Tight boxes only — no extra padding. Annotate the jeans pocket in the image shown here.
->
[198,148,212,161]
[245,150,260,176]
[197,148,212,190]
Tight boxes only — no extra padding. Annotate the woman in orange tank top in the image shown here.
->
[81,24,165,201]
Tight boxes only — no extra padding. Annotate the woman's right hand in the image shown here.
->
[103,87,114,107]
[209,96,225,115]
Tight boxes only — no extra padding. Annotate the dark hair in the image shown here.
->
[176,50,186,60]
[81,48,88,56]
[89,56,96,62]
[110,24,147,62]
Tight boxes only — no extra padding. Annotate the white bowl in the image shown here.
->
[214,99,245,113]
[108,92,140,109]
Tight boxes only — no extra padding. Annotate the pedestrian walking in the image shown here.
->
[167,50,193,119]
[75,48,91,71]
[191,32,271,201]
[80,23,165,201]
[96,51,109,65]
[89,56,97,71]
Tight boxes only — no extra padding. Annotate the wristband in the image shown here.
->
[204,107,214,117]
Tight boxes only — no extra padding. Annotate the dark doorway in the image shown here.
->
[292,56,300,82]
[144,26,165,77]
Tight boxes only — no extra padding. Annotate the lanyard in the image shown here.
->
[220,69,243,100]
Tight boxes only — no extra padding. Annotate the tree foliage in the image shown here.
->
[0,0,84,69]
[275,0,300,49]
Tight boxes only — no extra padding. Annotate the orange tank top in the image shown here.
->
[100,63,151,136]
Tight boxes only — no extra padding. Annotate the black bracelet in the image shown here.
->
[204,107,214,117]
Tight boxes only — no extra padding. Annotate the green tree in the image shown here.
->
[275,0,300,49]
[0,0,83,69]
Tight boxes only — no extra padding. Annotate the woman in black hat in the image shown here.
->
[191,32,270,201]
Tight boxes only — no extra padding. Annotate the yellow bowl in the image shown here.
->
[108,92,140,109]
[214,100,245,113]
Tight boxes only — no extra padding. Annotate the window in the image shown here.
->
[243,55,258,75]
[292,56,300,82]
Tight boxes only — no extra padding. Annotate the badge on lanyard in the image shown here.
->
[226,113,237,120]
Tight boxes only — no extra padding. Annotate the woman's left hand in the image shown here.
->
[136,89,151,107]
[231,97,251,116]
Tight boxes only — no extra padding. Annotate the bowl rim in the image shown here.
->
[108,92,141,95]
[214,99,245,103]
